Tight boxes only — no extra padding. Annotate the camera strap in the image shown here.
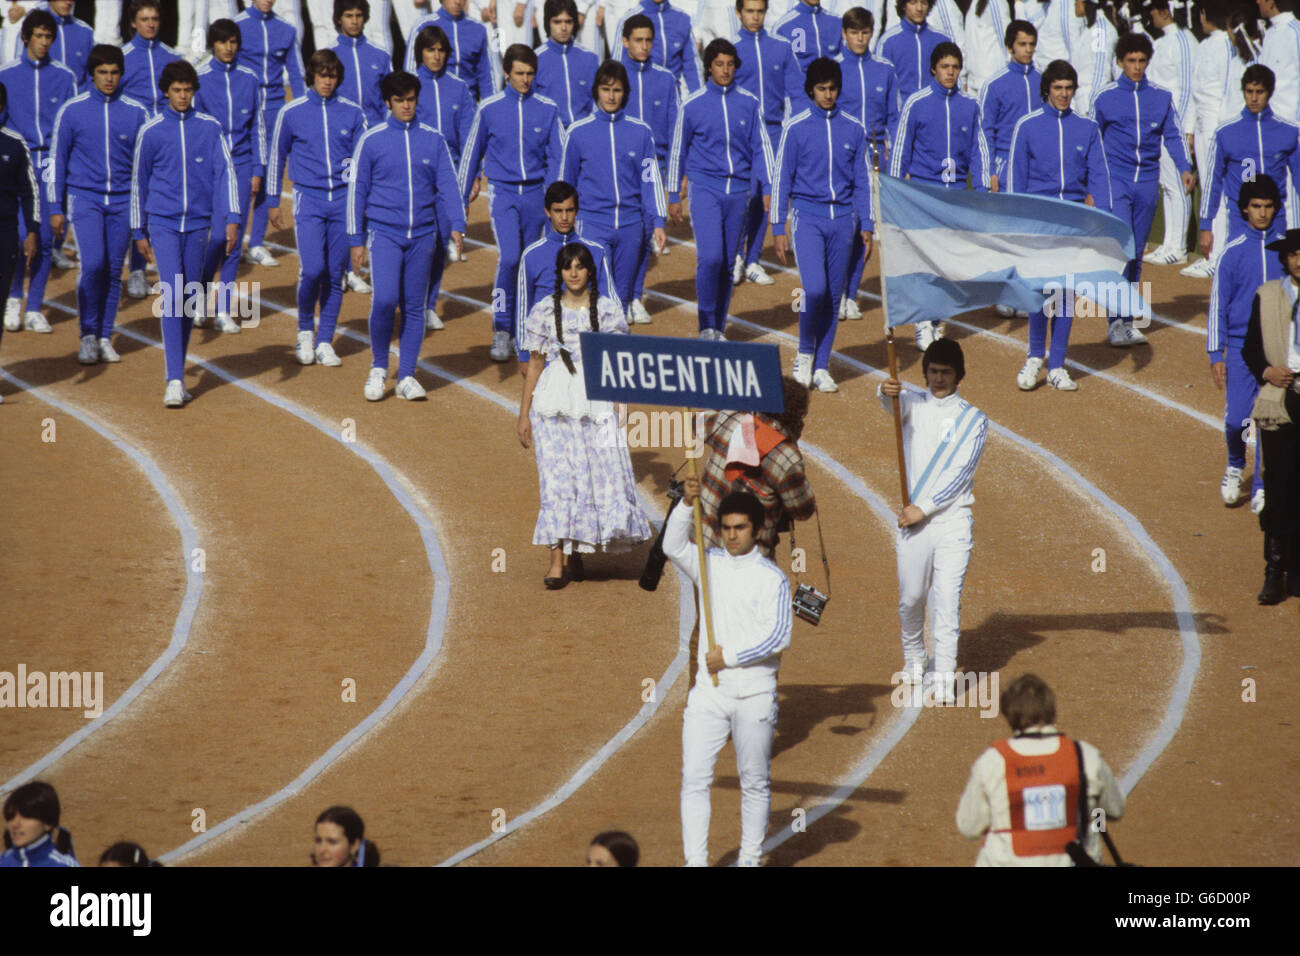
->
[789,509,830,594]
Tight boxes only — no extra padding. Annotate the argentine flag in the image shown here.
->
[876,174,1145,327]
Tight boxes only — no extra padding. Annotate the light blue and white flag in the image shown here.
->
[876,174,1146,327]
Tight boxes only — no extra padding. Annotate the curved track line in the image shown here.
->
[0,369,203,795]
[31,301,453,864]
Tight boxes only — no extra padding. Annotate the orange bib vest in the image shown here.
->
[991,735,1081,857]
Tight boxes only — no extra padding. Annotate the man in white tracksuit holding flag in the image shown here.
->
[879,338,988,706]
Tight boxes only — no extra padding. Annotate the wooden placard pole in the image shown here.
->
[686,409,719,688]
[870,158,911,507]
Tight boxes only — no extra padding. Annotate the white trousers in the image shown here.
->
[896,510,973,676]
[94,0,121,44]
[1193,125,1229,265]
[681,682,777,867]
[1156,143,1191,255]
[691,4,735,49]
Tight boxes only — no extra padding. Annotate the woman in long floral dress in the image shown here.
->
[517,243,653,588]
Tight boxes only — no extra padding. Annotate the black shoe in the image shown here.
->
[568,553,585,582]
[1259,569,1288,604]
[544,568,569,590]
[1259,535,1288,605]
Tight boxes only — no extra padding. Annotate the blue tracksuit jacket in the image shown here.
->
[48,87,150,210]
[196,58,268,176]
[329,33,391,126]
[668,80,772,201]
[415,65,477,163]
[1208,224,1285,359]
[130,106,241,237]
[267,89,367,203]
[0,52,78,156]
[235,6,306,107]
[890,80,990,189]
[978,59,1042,180]
[347,114,466,243]
[10,5,94,86]
[1090,74,1191,184]
[121,33,181,116]
[403,8,500,100]
[1007,105,1112,208]
[773,1,842,72]
[836,47,900,149]
[879,19,950,103]
[620,52,679,167]
[534,37,600,128]
[457,84,563,202]
[517,224,620,335]
[561,107,666,229]
[0,117,40,231]
[770,106,873,234]
[0,833,78,868]
[625,0,702,93]
[1199,106,1300,231]
[733,27,804,135]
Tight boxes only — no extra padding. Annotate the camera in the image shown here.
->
[639,480,687,592]
[792,583,829,626]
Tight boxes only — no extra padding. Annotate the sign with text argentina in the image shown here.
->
[579,332,785,413]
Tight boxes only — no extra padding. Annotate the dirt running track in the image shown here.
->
[1,176,1295,867]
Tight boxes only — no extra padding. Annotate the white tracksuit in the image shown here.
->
[1031,0,1076,73]
[965,1,1011,98]
[879,385,988,682]
[664,500,792,867]
[1070,12,1114,115]
[1193,28,1245,262]
[1148,21,1197,255]
[1261,10,1300,224]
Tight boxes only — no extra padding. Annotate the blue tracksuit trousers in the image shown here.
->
[202,162,254,302]
[151,223,210,381]
[247,101,283,250]
[292,191,350,342]
[633,157,669,299]
[489,183,546,336]
[368,228,435,379]
[70,195,132,339]
[791,209,854,371]
[9,205,53,310]
[1224,342,1264,492]
[740,122,782,268]
[1027,303,1074,371]
[0,222,17,350]
[691,188,748,334]
[576,217,645,313]
[1112,178,1159,285]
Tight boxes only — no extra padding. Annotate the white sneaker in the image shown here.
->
[995,304,1014,317]
[1220,466,1243,505]
[745,262,775,285]
[489,330,514,362]
[1144,246,1187,266]
[792,352,812,387]
[840,297,862,320]
[125,270,148,299]
[699,327,715,340]
[192,312,206,329]
[98,337,121,363]
[1123,323,1148,345]
[899,657,929,685]
[425,308,445,331]
[213,313,241,334]
[812,368,838,393]
[395,375,427,400]
[1046,367,1078,391]
[732,254,745,286]
[363,366,387,401]
[345,270,372,294]
[24,311,52,333]
[1015,309,1029,318]
[1180,257,1215,279]
[1107,321,1131,347]
[628,299,652,324]
[932,673,957,707]
[4,297,20,331]
[314,341,341,366]
[244,245,280,267]
[51,248,75,269]
[915,321,936,351]
[295,330,315,365]
[163,379,185,407]
[446,239,463,262]
[78,334,99,364]
[1250,488,1265,515]
[1016,356,1044,391]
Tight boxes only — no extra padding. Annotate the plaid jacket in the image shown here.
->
[697,411,817,558]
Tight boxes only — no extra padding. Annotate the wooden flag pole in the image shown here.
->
[686,410,720,688]
[871,158,911,507]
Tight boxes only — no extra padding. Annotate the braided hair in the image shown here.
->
[550,243,601,375]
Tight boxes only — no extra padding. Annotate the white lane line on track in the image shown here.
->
[0,370,203,795]
[31,299,453,864]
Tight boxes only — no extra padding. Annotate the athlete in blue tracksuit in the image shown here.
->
[878,5,949,102]
[348,71,465,399]
[131,60,241,404]
[889,45,989,190]
[978,25,1042,188]
[771,57,873,391]
[329,13,391,126]
[517,179,620,350]
[1006,60,1112,390]
[1090,31,1193,303]
[0,93,40,362]
[269,51,367,367]
[235,2,306,261]
[0,13,77,332]
[669,40,772,338]
[1199,66,1300,249]
[403,0,501,100]
[773,0,841,72]
[733,2,804,282]
[1208,175,1285,506]
[622,0,703,93]
[533,6,600,129]
[12,2,94,87]
[458,45,563,361]
[196,20,266,331]
[47,44,148,361]
[562,59,666,326]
